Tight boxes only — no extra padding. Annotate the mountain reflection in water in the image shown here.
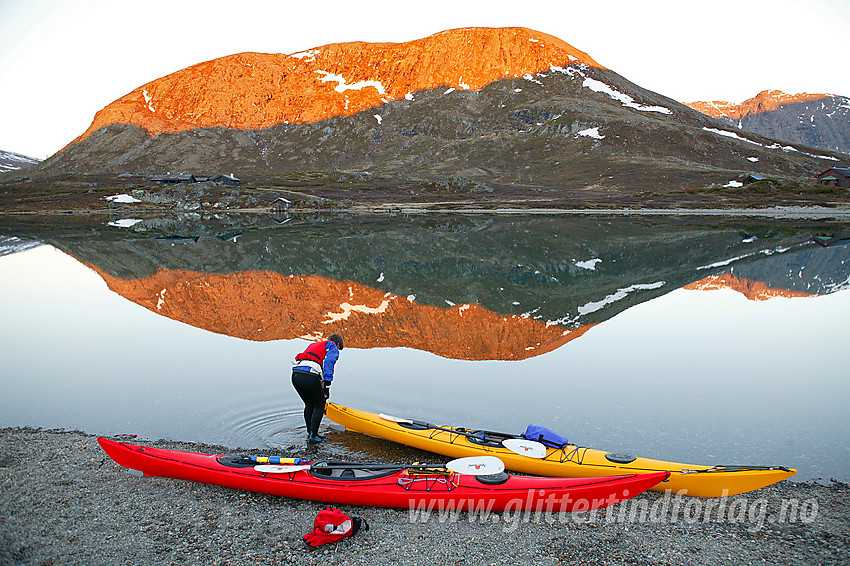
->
[87,266,592,361]
[40,214,850,360]
[0,215,848,481]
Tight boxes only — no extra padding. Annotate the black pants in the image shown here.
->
[292,370,325,436]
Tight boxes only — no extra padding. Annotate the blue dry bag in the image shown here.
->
[522,425,569,449]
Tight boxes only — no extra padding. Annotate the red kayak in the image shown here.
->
[98,438,668,511]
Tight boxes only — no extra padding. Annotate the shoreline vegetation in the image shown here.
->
[2,174,850,219]
[1,428,848,565]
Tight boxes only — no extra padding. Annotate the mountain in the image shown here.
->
[686,90,850,156]
[0,150,41,173]
[67,27,599,145]
[30,27,845,195]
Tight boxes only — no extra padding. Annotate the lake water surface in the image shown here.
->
[1,214,848,481]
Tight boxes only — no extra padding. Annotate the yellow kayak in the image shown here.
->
[325,403,796,497]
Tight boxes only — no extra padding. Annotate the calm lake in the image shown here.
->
[1,213,848,481]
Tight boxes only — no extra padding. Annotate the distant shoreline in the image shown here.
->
[3,204,850,221]
[366,205,850,220]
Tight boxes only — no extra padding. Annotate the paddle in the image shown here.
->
[378,412,548,459]
[254,455,505,475]
[501,438,547,459]
[255,464,312,474]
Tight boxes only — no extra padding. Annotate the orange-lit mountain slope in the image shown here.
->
[684,274,815,301]
[685,90,834,121]
[89,265,593,361]
[71,27,600,146]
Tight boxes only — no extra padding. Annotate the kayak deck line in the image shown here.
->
[97,437,669,511]
[368,408,793,474]
[324,403,797,498]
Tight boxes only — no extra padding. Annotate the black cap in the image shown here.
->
[328,333,344,350]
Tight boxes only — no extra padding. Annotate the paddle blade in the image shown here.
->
[378,413,413,424]
[502,438,547,459]
[254,464,311,474]
[445,455,505,476]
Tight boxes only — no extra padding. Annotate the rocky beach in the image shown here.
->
[1,428,847,565]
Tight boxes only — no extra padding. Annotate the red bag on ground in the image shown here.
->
[303,506,367,547]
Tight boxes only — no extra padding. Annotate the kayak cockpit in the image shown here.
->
[310,462,403,481]
[464,430,518,448]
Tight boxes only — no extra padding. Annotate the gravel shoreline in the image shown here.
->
[2,428,847,565]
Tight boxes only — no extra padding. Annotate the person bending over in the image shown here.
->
[291,334,344,443]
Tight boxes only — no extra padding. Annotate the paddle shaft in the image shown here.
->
[311,455,504,475]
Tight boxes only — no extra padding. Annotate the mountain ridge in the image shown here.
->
[0,150,41,173]
[686,90,837,121]
[686,90,850,156]
[68,27,600,148]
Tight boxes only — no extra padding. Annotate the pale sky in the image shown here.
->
[1,0,848,159]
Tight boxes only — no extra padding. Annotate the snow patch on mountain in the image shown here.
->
[581,76,672,114]
[578,127,605,140]
[550,65,672,115]
[142,90,155,112]
[0,150,41,173]
[703,128,840,161]
[315,70,386,95]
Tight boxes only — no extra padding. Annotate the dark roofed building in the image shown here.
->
[211,174,241,187]
[150,173,240,186]
[816,168,850,188]
[151,174,196,185]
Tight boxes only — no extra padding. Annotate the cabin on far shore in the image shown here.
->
[151,173,241,187]
[270,197,292,214]
[815,168,850,188]
[151,174,196,185]
[210,174,240,187]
